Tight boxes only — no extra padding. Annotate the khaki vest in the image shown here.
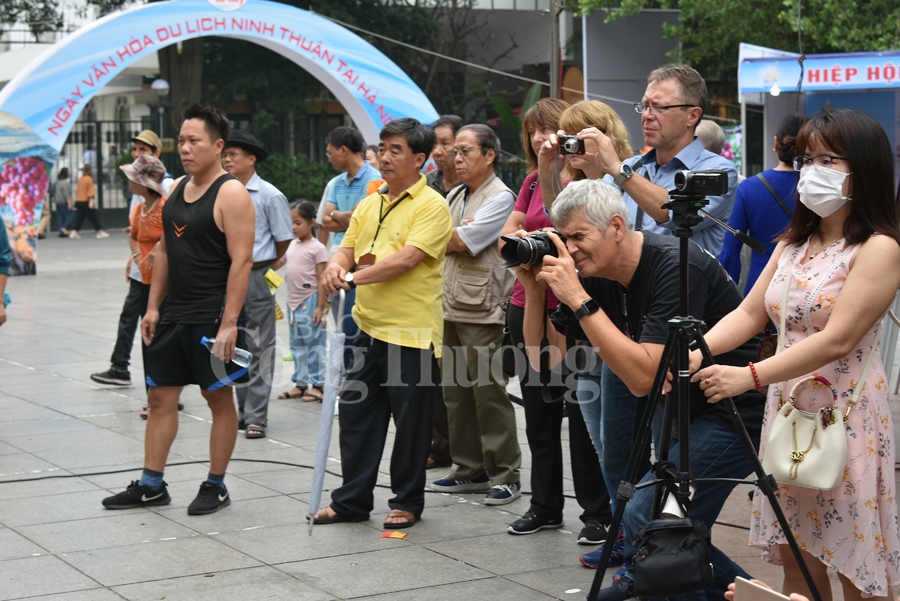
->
[442,173,515,324]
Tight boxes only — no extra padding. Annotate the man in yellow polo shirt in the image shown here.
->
[316,118,452,529]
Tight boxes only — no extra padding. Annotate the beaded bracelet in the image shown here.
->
[747,362,761,391]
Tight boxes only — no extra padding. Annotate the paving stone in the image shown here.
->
[504,563,615,599]
[0,554,100,600]
[61,535,262,587]
[351,576,556,601]
[277,546,492,598]
[424,530,583,575]
[213,520,405,564]
[0,474,99,501]
[112,565,338,600]
[0,487,138,527]
[0,526,48,560]
[17,511,198,554]
[158,493,307,529]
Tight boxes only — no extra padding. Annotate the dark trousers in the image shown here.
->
[507,303,612,524]
[110,279,144,372]
[71,201,103,232]
[429,369,451,464]
[331,334,437,520]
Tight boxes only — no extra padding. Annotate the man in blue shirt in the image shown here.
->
[320,126,381,246]
[563,64,737,256]
[223,130,293,439]
[319,126,381,348]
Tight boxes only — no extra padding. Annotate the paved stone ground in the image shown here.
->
[0,231,894,600]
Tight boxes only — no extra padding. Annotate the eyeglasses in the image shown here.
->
[633,103,696,115]
[449,146,483,160]
[792,155,850,171]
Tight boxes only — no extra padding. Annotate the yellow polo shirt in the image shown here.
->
[341,174,451,354]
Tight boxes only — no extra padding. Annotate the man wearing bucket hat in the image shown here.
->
[223,130,292,440]
[90,130,174,395]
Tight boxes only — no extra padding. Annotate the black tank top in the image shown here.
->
[161,173,236,324]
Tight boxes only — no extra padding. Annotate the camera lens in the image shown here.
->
[518,238,538,265]
[563,138,579,154]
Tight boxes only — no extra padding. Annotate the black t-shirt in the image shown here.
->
[551,231,765,440]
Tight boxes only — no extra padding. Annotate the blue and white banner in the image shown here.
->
[0,0,439,149]
[740,51,900,94]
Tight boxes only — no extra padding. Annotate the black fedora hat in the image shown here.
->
[225,130,268,162]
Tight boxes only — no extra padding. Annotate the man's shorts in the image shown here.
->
[144,322,249,390]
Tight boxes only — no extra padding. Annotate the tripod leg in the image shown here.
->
[693,334,824,601]
[586,327,680,601]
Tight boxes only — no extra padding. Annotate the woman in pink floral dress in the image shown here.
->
[691,109,900,601]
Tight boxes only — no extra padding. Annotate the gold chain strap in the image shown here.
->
[789,420,817,480]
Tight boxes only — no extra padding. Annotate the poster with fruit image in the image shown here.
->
[0,111,56,275]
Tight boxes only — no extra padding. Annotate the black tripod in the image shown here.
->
[585,193,823,601]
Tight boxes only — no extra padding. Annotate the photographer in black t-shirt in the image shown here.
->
[515,178,764,601]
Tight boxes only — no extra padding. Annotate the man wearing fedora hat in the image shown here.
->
[91,130,174,391]
[223,130,293,439]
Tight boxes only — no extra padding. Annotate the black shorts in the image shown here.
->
[144,322,249,390]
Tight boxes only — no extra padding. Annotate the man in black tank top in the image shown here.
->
[102,104,256,516]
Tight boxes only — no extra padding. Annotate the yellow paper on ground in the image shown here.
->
[265,268,284,295]
[274,303,284,322]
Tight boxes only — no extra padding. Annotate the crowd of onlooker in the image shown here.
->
[14,59,897,601]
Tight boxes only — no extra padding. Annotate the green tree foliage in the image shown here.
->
[202,37,319,122]
[256,153,337,202]
[0,0,63,40]
[575,0,900,78]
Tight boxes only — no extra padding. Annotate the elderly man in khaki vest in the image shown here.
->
[430,124,522,505]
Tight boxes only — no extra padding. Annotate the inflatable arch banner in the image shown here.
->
[0,0,439,274]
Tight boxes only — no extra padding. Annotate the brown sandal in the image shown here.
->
[383,509,419,529]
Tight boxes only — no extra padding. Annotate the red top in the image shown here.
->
[510,171,559,310]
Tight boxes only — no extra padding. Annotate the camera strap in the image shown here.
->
[539,310,557,403]
[633,169,653,232]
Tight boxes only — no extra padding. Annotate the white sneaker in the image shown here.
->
[96,231,109,239]
[68,230,81,239]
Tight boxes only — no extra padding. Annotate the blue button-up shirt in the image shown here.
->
[606,137,738,255]
[246,171,293,263]
[326,161,381,246]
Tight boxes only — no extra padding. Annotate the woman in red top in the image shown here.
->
[499,98,613,543]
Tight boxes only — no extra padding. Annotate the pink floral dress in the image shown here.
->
[750,238,900,597]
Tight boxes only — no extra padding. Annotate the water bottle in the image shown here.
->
[200,336,253,368]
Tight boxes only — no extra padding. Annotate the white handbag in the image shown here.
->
[760,269,879,490]
[761,376,847,489]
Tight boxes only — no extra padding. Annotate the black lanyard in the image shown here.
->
[368,190,410,251]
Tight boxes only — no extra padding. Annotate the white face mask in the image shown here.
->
[797,166,851,218]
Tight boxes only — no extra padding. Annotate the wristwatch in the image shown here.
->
[613,163,634,186]
[344,272,356,289]
[574,298,600,321]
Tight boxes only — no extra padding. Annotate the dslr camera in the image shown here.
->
[673,169,729,196]
[500,231,567,268]
[558,135,585,155]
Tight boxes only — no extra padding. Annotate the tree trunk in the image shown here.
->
[158,39,205,133]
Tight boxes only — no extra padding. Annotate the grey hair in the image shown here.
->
[550,179,633,231]
[457,124,501,168]
[695,119,725,155]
